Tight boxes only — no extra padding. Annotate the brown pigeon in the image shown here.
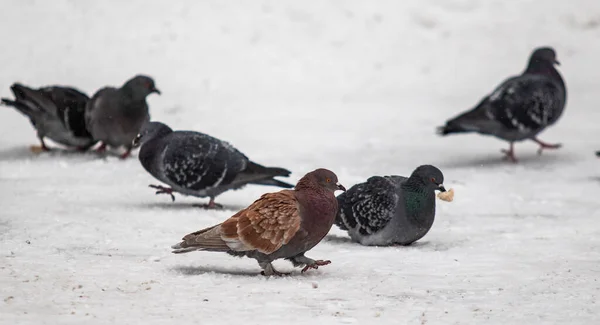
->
[171,168,346,276]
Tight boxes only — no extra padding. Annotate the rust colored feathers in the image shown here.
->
[221,190,301,254]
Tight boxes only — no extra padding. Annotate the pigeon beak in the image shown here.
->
[554,59,560,66]
[438,184,447,192]
[336,182,346,192]
[152,88,161,95]
[132,134,142,148]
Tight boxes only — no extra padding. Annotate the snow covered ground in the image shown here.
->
[1,0,600,324]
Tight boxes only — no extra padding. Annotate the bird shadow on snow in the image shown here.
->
[439,151,576,169]
[131,201,247,212]
[171,265,263,277]
[324,234,462,252]
[0,145,109,162]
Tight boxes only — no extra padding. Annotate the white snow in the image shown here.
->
[1,0,600,324]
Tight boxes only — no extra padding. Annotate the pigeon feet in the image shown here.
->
[260,262,290,277]
[301,260,331,273]
[95,142,107,153]
[149,185,176,202]
[500,143,517,163]
[193,198,223,209]
[30,144,50,154]
[30,138,51,153]
[120,148,132,159]
[532,138,562,155]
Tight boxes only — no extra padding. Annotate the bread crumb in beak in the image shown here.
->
[437,188,454,202]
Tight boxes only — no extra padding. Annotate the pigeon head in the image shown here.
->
[297,168,346,193]
[132,121,173,148]
[527,47,559,73]
[408,165,446,192]
[123,75,161,99]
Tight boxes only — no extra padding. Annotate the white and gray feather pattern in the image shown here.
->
[437,47,566,157]
[336,165,445,246]
[136,121,293,206]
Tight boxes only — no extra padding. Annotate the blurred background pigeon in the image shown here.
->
[1,83,96,152]
[437,47,566,162]
[171,168,345,276]
[85,75,159,159]
[133,121,294,208]
[336,165,446,246]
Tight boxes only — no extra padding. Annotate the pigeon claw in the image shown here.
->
[500,148,518,163]
[532,138,562,156]
[148,184,175,202]
[193,198,223,209]
[301,260,331,273]
[260,270,291,277]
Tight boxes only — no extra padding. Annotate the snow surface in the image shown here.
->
[1,0,600,324]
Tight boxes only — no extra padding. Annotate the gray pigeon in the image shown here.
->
[133,121,295,208]
[171,168,346,276]
[85,75,160,159]
[437,47,566,162]
[335,165,446,246]
[1,83,96,151]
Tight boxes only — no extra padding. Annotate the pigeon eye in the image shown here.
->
[430,177,436,183]
[326,178,331,183]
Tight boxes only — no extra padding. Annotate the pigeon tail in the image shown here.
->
[250,178,294,189]
[437,98,490,136]
[1,98,37,117]
[245,161,291,177]
[171,224,230,254]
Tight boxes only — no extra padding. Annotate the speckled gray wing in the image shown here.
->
[161,132,248,191]
[336,175,404,236]
[487,74,565,133]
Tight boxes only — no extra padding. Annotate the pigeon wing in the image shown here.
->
[488,74,564,132]
[220,190,301,254]
[337,176,402,236]
[162,132,247,191]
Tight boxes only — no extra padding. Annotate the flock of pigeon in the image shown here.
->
[2,46,588,276]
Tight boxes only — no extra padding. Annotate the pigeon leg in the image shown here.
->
[95,142,107,153]
[259,261,290,276]
[148,184,176,202]
[193,197,223,209]
[120,147,132,159]
[301,259,331,273]
[30,137,51,153]
[532,138,562,155]
[289,254,331,273]
[500,142,518,163]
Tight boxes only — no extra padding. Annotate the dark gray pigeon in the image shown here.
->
[437,47,566,162]
[171,168,345,276]
[1,83,96,151]
[133,121,295,208]
[85,75,160,159]
[335,165,446,246]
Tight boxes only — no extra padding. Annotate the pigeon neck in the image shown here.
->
[121,86,148,102]
[401,179,435,227]
[525,61,560,80]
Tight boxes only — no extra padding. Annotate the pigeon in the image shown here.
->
[437,47,566,162]
[85,75,160,159]
[335,165,446,246]
[1,83,96,151]
[171,168,345,276]
[133,121,295,208]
